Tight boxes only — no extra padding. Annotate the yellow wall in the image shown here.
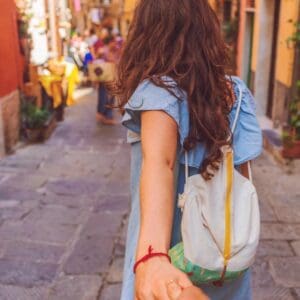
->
[251,0,299,87]
[123,0,137,17]
[122,0,223,24]
[121,0,138,36]
[275,0,299,87]
[124,0,217,14]
[251,1,259,72]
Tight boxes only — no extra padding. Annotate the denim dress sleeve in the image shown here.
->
[230,77,263,165]
[122,78,189,146]
[122,76,263,168]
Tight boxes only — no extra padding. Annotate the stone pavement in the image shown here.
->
[0,88,299,300]
[251,153,300,300]
[0,88,129,300]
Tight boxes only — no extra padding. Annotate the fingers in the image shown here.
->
[134,261,193,300]
[155,286,173,300]
[166,280,182,300]
[136,290,155,300]
[153,280,180,300]
[176,274,193,289]
[137,280,182,300]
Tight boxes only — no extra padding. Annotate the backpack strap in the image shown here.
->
[185,151,189,183]
[230,84,243,135]
[184,84,243,183]
[230,85,253,182]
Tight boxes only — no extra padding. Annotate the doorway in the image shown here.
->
[242,11,255,86]
[267,1,281,118]
[254,0,280,116]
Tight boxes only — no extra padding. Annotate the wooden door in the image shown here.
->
[267,1,281,118]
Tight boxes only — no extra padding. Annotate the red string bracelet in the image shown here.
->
[133,245,171,273]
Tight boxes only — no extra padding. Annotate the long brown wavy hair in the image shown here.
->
[111,0,234,177]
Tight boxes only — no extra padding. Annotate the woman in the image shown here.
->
[95,30,117,125]
[112,1,262,299]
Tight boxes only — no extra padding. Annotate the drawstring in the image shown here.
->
[247,161,253,182]
[185,151,189,183]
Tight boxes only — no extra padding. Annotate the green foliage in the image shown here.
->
[18,20,29,39]
[289,84,300,140]
[283,80,300,142]
[22,101,50,129]
[286,20,300,49]
[17,10,31,39]
[222,18,239,43]
[284,21,300,142]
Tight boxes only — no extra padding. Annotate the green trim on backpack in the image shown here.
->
[169,242,247,286]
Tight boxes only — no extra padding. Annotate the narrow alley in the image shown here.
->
[0,89,299,300]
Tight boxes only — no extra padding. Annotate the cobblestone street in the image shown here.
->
[0,89,299,300]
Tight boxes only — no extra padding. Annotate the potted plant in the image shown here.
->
[22,101,56,143]
[17,11,31,55]
[282,82,300,158]
[282,21,300,158]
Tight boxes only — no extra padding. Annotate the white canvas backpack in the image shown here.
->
[169,85,260,286]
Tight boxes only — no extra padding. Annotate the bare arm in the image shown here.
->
[137,110,178,257]
[134,110,193,299]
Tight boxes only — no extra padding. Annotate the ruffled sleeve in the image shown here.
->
[231,77,263,165]
[122,79,189,145]
[122,76,262,168]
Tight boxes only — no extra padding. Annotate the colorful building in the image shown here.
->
[0,0,24,155]
[237,0,300,129]
[120,0,299,132]
[0,0,74,156]
[120,0,136,35]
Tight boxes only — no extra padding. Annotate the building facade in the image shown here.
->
[121,0,300,132]
[120,0,136,35]
[237,0,300,129]
[0,0,24,155]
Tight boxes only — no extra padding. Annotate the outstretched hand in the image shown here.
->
[134,256,209,300]
[134,257,192,300]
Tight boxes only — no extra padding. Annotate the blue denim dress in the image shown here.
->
[121,76,263,300]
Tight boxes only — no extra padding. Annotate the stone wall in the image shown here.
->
[0,90,20,153]
[249,69,290,128]
[272,80,290,128]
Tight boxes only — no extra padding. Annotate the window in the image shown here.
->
[246,0,256,9]
[223,0,232,22]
